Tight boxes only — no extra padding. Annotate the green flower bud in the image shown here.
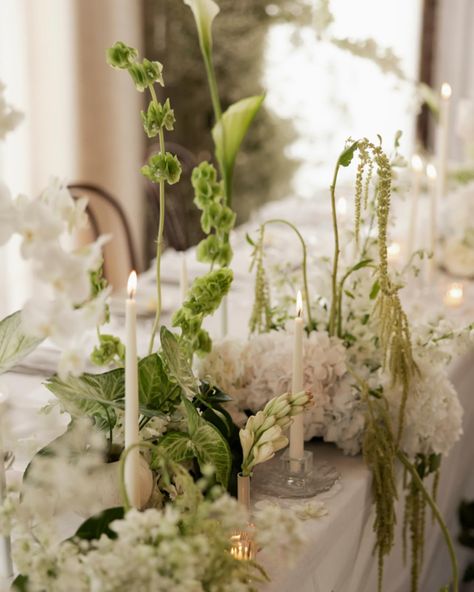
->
[106,42,138,69]
[196,235,220,263]
[90,334,125,366]
[141,99,176,138]
[196,328,212,355]
[217,205,236,232]
[184,268,233,316]
[215,242,232,267]
[142,58,164,87]
[141,152,182,185]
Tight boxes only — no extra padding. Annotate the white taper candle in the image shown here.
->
[426,163,438,281]
[406,154,423,262]
[436,83,452,200]
[125,271,140,508]
[289,291,305,463]
[180,252,189,304]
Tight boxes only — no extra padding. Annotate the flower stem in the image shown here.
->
[262,219,313,329]
[148,85,166,354]
[329,162,342,336]
[397,451,459,592]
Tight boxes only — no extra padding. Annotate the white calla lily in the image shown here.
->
[183,0,220,56]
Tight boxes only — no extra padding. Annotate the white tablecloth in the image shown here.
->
[3,194,474,591]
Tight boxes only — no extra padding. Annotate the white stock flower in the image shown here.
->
[41,177,88,231]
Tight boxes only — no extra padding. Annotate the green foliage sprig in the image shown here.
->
[192,161,235,267]
[248,219,314,334]
[107,42,182,354]
[172,268,233,356]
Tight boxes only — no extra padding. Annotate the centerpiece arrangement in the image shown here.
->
[0,1,472,592]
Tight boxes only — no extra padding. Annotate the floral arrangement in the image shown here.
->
[0,2,312,591]
[0,3,471,592]
[199,136,472,592]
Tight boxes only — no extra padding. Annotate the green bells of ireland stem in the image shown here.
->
[141,152,182,186]
[141,99,176,138]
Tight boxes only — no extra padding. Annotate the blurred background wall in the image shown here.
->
[1,0,473,312]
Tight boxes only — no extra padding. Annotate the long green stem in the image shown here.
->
[328,162,342,336]
[397,451,459,592]
[262,218,313,329]
[148,86,166,355]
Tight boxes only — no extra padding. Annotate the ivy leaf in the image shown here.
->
[46,368,124,429]
[160,327,197,399]
[12,575,29,591]
[212,95,265,182]
[0,310,43,374]
[74,507,125,541]
[159,397,232,487]
[138,353,181,416]
[157,431,196,464]
[338,140,359,167]
[183,0,220,56]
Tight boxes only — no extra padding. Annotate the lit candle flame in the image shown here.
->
[296,290,303,318]
[447,283,463,300]
[426,163,437,180]
[411,154,423,172]
[127,270,137,299]
[441,82,452,100]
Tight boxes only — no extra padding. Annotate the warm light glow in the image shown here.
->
[296,290,303,318]
[387,242,401,261]
[444,283,464,307]
[229,532,255,561]
[127,270,137,299]
[426,163,437,180]
[441,82,452,100]
[411,154,423,172]
[336,197,348,216]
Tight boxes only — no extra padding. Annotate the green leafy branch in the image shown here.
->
[107,41,182,354]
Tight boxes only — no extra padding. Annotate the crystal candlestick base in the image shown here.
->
[254,449,339,499]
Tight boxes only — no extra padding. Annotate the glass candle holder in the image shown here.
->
[229,530,257,561]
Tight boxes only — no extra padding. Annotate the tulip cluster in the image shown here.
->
[240,390,313,476]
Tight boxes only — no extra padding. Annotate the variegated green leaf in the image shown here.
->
[0,310,43,374]
[160,327,197,399]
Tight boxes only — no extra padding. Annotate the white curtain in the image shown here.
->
[0,0,145,313]
[436,0,474,160]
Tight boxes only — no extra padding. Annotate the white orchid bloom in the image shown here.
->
[42,178,88,231]
[57,342,88,380]
[33,243,92,304]
[15,194,63,259]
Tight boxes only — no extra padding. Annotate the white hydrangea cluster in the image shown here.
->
[199,329,368,454]
[384,356,463,458]
[0,177,109,378]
